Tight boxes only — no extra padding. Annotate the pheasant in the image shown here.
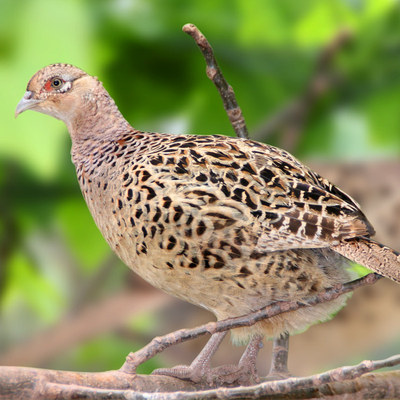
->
[16,64,400,384]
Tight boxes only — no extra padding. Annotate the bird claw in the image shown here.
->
[152,365,205,383]
[210,364,260,386]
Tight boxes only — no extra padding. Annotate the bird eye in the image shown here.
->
[51,78,64,88]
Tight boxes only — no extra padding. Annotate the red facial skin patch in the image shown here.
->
[44,80,53,92]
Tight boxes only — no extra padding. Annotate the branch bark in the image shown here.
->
[253,28,352,151]
[121,274,381,373]
[2,274,396,399]
[183,23,249,139]
[1,361,400,399]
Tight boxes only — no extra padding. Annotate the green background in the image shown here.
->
[1,0,400,375]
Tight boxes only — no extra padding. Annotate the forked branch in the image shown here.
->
[1,346,400,399]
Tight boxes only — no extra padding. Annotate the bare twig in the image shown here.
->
[0,289,170,367]
[183,23,249,139]
[121,273,380,373]
[253,28,352,151]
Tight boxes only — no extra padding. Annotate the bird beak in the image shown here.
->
[15,91,42,118]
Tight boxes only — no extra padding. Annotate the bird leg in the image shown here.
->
[228,334,263,384]
[198,334,264,386]
[195,335,263,387]
[152,331,228,383]
[153,332,264,386]
[238,334,263,377]
[266,332,291,380]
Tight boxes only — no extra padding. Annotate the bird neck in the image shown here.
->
[67,90,131,143]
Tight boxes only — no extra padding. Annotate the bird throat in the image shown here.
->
[67,90,131,142]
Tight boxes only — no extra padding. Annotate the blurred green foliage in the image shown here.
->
[1,0,400,372]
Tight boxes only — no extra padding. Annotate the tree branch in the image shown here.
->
[0,289,170,367]
[121,273,381,373]
[1,273,392,399]
[1,359,400,399]
[183,23,249,139]
[253,28,352,151]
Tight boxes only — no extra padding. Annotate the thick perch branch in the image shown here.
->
[183,23,249,139]
[1,358,400,399]
[1,273,395,399]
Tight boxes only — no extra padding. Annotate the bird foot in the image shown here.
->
[153,363,259,387]
[152,364,206,384]
[152,333,262,386]
[212,363,260,386]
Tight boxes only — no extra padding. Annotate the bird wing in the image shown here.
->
[141,134,374,253]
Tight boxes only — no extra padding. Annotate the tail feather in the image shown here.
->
[332,237,400,283]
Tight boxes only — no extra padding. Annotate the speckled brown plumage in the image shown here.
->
[16,64,400,378]
[72,130,358,339]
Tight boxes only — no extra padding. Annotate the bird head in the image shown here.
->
[15,63,100,125]
[16,63,129,140]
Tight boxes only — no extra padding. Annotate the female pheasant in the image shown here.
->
[16,64,400,384]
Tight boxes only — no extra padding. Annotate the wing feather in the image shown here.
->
[143,134,375,253]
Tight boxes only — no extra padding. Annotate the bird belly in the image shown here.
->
[82,173,352,342]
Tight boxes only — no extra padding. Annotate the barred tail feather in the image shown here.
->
[332,237,400,283]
